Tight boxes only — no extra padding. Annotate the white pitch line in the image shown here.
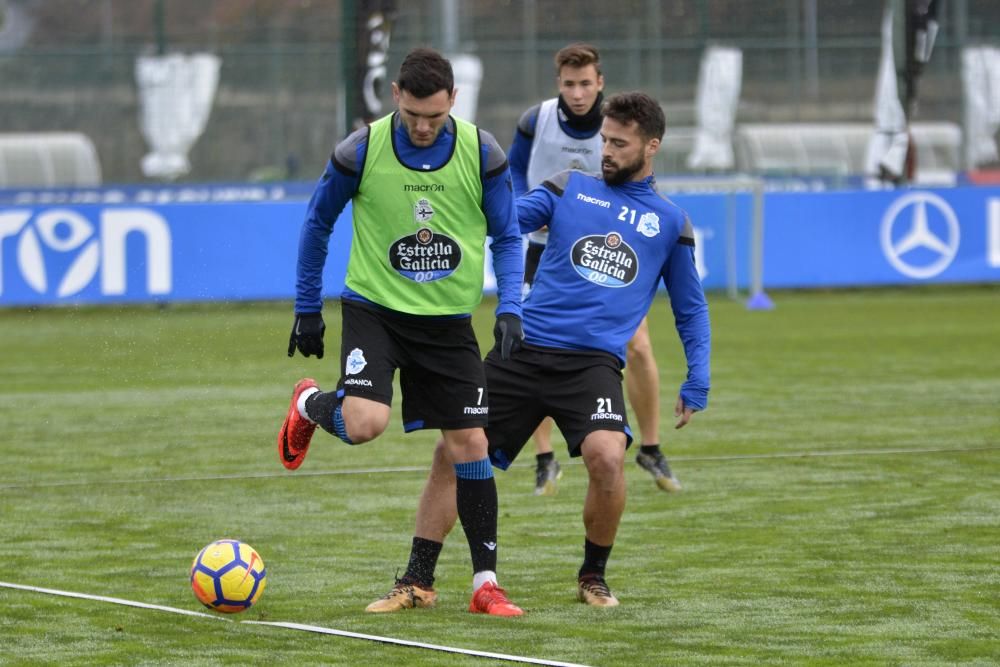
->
[244,620,591,667]
[0,580,228,621]
[0,580,590,667]
[0,445,995,491]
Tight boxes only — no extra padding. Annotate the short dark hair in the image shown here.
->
[397,48,454,98]
[554,43,601,76]
[601,92,666,141]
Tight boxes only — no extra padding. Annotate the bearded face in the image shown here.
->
[601,152,646,186]
[599,116,654,186]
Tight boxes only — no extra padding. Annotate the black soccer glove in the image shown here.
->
[287,313,325,359]
[493,313,524,361]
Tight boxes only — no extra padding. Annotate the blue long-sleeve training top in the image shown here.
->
[516,169,712,410]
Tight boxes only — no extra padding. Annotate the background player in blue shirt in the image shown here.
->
[376,91,711,609]
[509,43,681,496]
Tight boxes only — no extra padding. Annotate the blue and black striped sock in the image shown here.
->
[454,457,498,574]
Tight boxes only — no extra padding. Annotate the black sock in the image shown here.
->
[402,537,442,589]
[304,391,338,430]
[306,390,355,444]
[536,451,555,465]
[579,538,613,579]
[455,474,498,574]
[640,444,661,456]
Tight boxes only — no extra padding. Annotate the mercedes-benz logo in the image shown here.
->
[880,192,959,279]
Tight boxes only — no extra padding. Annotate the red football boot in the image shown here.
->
[468,581,523,617]
[278,378,319,470]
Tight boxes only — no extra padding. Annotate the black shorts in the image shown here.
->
[337,299,488,432]
[483,344,633,469]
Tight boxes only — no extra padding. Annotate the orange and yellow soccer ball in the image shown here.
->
[190,539,267,613]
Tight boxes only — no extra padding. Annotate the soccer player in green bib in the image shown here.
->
[280,48,525,617]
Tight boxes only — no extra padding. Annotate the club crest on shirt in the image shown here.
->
[414,198,434,223]
[637,212,660,238]
[570,232,639,288]
[390,228,463,282]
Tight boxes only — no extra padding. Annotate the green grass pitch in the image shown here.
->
[1,285,998,666]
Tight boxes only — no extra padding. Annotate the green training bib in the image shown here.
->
[346,113,487,315]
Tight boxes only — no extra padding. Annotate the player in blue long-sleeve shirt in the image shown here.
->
[382,92,712,610]
[507,43,680,496]
[279,48,525,617]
